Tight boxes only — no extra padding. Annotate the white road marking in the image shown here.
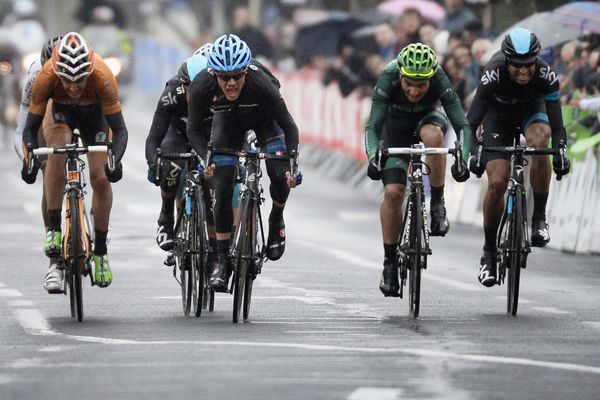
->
[0,288,23,297]
[11,304,600,375]
[347,387,402,400]
[0,281,5,288]
[338,211,378,222]
[9,300,35,307]
[295,238,482,292]
[583,322,600,332]
[530,307,572,314]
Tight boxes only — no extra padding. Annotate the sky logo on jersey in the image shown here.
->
[481,69,499,85]
[161,91,178,106]
[539,66,558,86]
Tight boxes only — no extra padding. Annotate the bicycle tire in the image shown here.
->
[67,192,84,322]
[192,193,208,317]
[408,187,423,319]
[507,188,524,316]
[233,194,251,323]
[179,212,193,317]
[242,204,258,320]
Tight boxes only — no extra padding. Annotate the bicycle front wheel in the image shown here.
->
[192,193,208,317]
[507,189,524,316]
[242,204,259,321]
[178,212,193,317]
[408,188,423,319]
[233,194,251,323]
[66,192,84,322]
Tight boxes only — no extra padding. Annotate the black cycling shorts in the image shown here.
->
[50,102,109,145]
[381,110,448,186]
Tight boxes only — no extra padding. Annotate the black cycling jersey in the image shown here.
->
[467,51,567,146]
[186,63,299,159]
[145,76,195,164]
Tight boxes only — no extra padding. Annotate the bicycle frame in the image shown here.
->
[383,143,461,318]
[156,150,211,317]
[485,144,557,315]
[31,133,110,321]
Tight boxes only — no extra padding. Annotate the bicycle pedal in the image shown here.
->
[383,291,401,298]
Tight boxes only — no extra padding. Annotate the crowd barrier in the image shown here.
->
[133,39,599,255]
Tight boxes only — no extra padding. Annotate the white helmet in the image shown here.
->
[52,32,95,81]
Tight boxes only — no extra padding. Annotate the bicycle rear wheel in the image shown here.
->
[233,194,251,323]
[507,189,524,316]
[408,188,423,319]
[67,192,84,322]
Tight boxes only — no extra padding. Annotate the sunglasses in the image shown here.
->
[215,71,246,81]
[508,60,535,68]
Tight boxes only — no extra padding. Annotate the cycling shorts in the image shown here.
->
[45,102,109,145]
[381,110,448,186]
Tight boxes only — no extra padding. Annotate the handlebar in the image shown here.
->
[484,146,557,156]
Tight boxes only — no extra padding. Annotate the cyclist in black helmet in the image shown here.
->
[467,27,571,288]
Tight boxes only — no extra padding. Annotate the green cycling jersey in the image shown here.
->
[364,60,472,161]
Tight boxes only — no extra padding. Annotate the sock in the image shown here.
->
[216,239,229,260]
[160,196,175,217]
[430,185,444,203]
[269,204,284,224]
[532,192,548,220]
[48,209,61,231]
[483,225,498,252]
[94,230,108,256]
[383,243,398,262]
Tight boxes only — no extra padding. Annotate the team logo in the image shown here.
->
[95,131,107,143]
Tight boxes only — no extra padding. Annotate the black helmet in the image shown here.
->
[501,27,540,64]
[40,35,61,65]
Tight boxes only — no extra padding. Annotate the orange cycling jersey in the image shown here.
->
[29,53,121,116]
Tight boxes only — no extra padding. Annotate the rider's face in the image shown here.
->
[215,70,247,101]
[507,61,535,85]
[59,77,88,99]
[401,76,431,103]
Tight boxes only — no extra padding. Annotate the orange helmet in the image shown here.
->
[52,32,95,81]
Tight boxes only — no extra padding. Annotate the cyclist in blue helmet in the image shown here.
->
[467,27,570,287]
[145,44,217,265]
[187,33,301,293]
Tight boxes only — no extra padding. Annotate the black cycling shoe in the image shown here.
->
[156,212,174,251]
[379,260,400,297]
[163,251,175,267]
[429,200,450,237]
[531,217,550,247]
[208,256,231,293]
[477,251,497,288]
[267,219,286,261]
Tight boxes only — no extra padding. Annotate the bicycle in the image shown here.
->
[210,132,299,323]
[156,149,213,317]
[483,143,559,316]
[378,141,465,319]
[27,129,113,321]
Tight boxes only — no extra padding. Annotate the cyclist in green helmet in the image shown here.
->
[364,42,472,297]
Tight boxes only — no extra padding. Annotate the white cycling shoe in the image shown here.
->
[43,264,64,293]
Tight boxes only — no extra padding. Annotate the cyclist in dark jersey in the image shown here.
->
[364,43,471,297]
[187,34,300,292]
[467,28,571,287]
[145,43,213,254]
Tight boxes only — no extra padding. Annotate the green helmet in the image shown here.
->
[398,43,438,80]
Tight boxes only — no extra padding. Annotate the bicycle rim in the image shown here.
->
[193,193,207,317]
[68,193,83,321]
[507,190,523,316]
[409,188,422,319]
[243,206,258,321]
[179,215,192,317]
[233,195,251,323]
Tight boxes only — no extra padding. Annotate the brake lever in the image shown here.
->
[155,147,162,182]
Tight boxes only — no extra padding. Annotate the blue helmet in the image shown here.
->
[501,27,540,63]
[178,43,212,85]
[207,34,252,72]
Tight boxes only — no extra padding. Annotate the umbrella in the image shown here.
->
[378,0,446,22]
[482,11,585,64]
[294,11,367,67]
[550,1,600,34]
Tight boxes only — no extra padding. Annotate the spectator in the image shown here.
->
[374,22,400,62]
[322,36,374,97]
[419,22,439,50]
[439,0,477,34]
[233,5,274,60]
[398,8,423,47]
[453,44,477,96]
[471,38,492,77]
[442,54,467,106]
